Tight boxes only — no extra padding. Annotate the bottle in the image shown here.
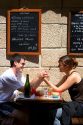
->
[24,74,30,98]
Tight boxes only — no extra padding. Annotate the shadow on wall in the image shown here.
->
[0,0,68,17]
[1,0,83,17]
[7,55,39,64]
[1,0,83,16]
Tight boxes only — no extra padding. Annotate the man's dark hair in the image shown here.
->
[10,54,26,67]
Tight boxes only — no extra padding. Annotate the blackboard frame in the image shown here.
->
[67,11,83,57]
[7,9,41,55]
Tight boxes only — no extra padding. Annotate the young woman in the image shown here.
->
[44,55,83,125]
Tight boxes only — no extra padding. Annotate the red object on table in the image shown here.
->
[31,88,43,96]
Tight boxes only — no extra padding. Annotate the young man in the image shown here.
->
[0,54,48,125]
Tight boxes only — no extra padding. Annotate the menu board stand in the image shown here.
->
[68,11,83,56]
[7,9,41,55]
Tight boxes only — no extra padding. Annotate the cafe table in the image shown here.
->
[14,94,64,125]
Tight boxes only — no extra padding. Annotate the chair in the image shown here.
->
[0,110,15,125]
[72,117,83,125]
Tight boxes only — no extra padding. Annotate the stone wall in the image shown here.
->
[0,0,83,100]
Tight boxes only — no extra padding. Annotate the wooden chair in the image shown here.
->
[0,112,15,125]
[72,117,83,125]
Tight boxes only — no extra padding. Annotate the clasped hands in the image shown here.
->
[37,70,49,81]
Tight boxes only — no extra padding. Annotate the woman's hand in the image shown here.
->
[44,78,62,93]
[31,71,49,89]
[37,71,49,80]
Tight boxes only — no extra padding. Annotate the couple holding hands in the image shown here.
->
[0,54,83,125]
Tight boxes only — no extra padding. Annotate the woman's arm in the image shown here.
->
[44,72,81,92]
[44,78,62,92]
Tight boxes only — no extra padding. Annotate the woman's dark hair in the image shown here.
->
[10,54,26,67]
[59,55,78,69]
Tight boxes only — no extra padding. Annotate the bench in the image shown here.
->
[72,117,83,125]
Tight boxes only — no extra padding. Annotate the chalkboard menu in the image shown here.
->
[68,11,83,56]
[7,9,41,55]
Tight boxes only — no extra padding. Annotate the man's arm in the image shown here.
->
[18,71,48,92]
[30,71,48,89]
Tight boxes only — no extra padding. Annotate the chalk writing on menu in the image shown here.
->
[10,12,39,52]
[7,9,41,55]
[70,12,83,53]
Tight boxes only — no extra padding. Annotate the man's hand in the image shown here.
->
[31,71,49,89]
[37,71,49,80]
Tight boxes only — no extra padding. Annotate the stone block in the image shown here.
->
[0,32,6,48]
[42,49,67,66]
[42,10,61,23]
[42,24,61,48]
[76,67,83,78]
[0,67,9,75]
[0,24,6,32]
[0,15,6,23]
[0,49,10,66]
[77,58,83,67]
[61,25,67,47]
[46,68,64,84]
